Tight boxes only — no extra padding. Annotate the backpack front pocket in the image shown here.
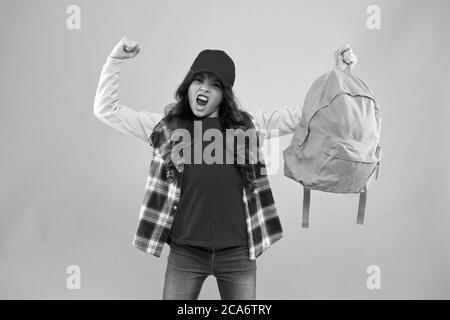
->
[310,136,379,193]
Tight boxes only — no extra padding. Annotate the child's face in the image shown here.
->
[188,72,223,118]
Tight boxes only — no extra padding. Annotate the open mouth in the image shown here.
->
[196,94,209,106]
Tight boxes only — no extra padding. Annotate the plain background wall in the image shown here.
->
[1,0,449,299]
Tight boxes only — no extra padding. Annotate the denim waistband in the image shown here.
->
[170,241,248,255]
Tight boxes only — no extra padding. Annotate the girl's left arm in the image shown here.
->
[248,105,303,139]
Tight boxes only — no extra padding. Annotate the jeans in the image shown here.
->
[162,242,257,300]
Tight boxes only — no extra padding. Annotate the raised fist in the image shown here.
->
[334,43,358,73]
[109,36,141,60]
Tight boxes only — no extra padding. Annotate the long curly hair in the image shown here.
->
[155,69,260,191]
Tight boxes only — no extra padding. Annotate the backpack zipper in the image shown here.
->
[298,93,376,149]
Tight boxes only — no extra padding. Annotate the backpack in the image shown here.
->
[283,69,381,228]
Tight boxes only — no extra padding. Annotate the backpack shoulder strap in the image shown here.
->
[357,185,368,225]
[302,187,311,228]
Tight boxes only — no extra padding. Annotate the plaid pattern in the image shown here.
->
[132,116,283,260]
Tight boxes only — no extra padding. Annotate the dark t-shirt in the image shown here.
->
[168,116,248,248]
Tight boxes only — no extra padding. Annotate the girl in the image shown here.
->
[93,37,357,300]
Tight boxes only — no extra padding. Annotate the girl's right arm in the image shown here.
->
[93,37,164,144]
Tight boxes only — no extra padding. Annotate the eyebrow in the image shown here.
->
[196,73,221,84]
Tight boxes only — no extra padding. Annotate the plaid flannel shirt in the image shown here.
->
[133,116,283,260]
[93,55,303,261]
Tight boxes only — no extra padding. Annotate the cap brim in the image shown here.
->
[190,68,230,87]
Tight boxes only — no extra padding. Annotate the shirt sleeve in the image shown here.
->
[248,105,303,139]
[93,55,165,144]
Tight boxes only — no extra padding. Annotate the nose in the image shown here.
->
[199,82,210,93]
